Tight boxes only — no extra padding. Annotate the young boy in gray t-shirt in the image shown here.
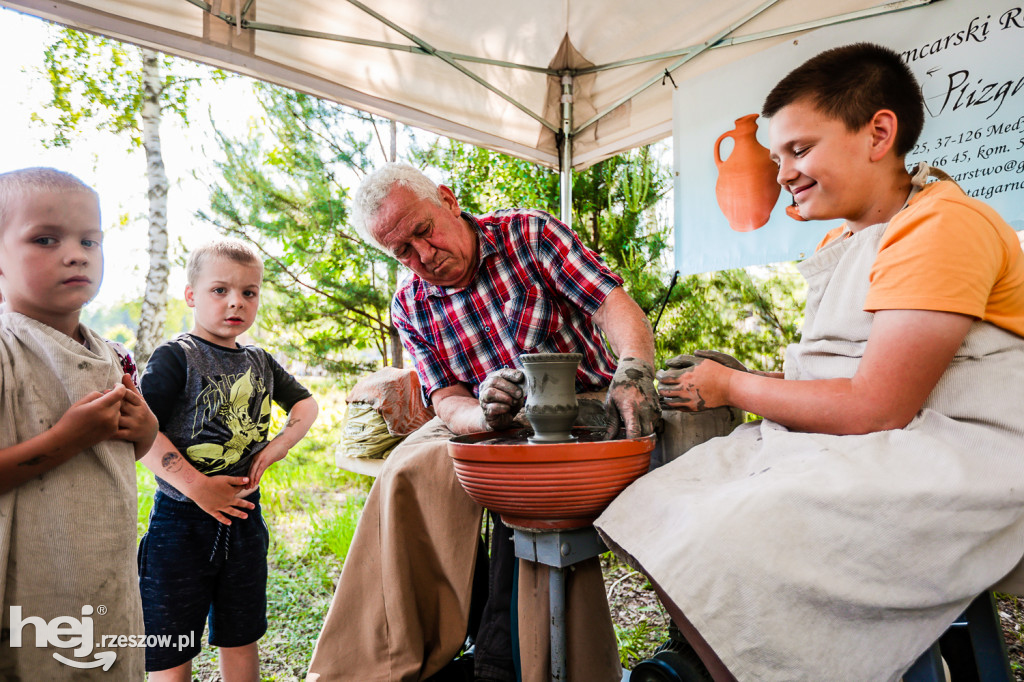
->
[139,238,317,680]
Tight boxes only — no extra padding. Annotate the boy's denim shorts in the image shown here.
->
[138,489,269,672]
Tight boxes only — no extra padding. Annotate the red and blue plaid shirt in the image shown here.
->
[392,209,623,405]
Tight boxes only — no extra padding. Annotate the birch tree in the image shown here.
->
[34,28,217,365]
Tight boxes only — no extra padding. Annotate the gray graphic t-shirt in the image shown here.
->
[140,333,311,501]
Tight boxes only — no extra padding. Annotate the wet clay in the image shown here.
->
[605,357,660,438]
[520,352,582,443]
[472,428,610,446]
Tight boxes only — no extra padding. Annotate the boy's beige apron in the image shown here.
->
[597,184,1024,681]
[0,313,143,680]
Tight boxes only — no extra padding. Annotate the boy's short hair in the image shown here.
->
[186,238,264,287]
[0,167,98,232]
[352,163,441,250]
[761,42,925,156]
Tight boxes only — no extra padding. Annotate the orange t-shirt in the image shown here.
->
[817,181,1024,337]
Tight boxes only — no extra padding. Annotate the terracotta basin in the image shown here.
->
[448,427,656,530]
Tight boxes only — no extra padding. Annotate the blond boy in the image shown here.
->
[0,167,156,679]
[138,239,317,681]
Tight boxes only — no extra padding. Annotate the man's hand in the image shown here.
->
[657,350,747,410]
[190,474,256,525]
[246,441,288,490]
[478,368,526,431]
[604,357,660,439]
[116,374,158,456]
[55,385,127,450]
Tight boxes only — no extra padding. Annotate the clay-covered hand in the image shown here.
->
[604,357,660,440]
[693,349,748,372]
[657,349,747,410]
[478,368,526,431]
[663,349,748,372]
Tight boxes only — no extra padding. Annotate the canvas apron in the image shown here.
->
[596,179,1024,681]
[0,313,144,680]
[307,416,621,682]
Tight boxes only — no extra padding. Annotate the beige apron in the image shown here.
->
[596,177,1024,681]
[307,416,621,682]
[0,313,143,680]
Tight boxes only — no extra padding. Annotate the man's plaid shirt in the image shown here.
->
[391,209,623,405]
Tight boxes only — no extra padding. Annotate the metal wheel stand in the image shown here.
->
[513,525,607,682]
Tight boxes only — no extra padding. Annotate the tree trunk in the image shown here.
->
[134,49,170,367]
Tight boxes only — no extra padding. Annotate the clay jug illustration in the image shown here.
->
[713,114,781,232]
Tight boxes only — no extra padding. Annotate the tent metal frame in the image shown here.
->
[186,0,937,136]
[182,0,938,219]
[7,0,940,218]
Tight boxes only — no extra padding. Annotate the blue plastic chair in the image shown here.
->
[903,592,1013,682]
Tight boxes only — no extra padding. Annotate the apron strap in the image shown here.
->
[909,161,960,189]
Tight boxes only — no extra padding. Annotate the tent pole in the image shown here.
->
[559,74,573,225]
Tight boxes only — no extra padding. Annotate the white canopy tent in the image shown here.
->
[1,0,940,221]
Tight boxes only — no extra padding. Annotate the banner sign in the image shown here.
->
[673,0,1024,275]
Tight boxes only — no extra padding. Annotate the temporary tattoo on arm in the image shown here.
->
[285,417,299,428]
[18,454,50,467]
[161,451,183,474]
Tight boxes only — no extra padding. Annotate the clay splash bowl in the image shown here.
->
[448,427,656,531]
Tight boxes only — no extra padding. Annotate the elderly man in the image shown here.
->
[308,163,659,682]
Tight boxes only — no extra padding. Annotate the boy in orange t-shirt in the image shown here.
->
[597,43,1024,681]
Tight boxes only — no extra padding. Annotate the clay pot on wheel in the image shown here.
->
[714,114,781,232]
[519,352,581,443]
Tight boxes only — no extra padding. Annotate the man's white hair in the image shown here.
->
[352,163,441,251]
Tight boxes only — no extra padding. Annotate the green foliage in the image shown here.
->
[81,298,192,350]
[654,264,805,372]
[103,323,135,347]
[135,462,156,538]
[33,26,218,147]
[81,302,135,337]
[163,298,193,338]
[615,620,651,667]
[570,147,672,312]
[415,140,672,313]
[303,495,364,573]
[201,84,397,374]
[416,140,559,215]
